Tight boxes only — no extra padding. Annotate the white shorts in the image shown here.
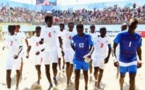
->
[19,51,24,60]
[6,55,21,70]
[64,49,74,64]
[93,56,106,69]
[32,53,43,65]
[43,51,58,65]
[57,47,62,58]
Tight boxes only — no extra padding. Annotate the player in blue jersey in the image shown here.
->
[113,18,142,90]
[71,24,94,90]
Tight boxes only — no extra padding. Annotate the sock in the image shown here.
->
[49,83,53,87]
[53,77,56,81]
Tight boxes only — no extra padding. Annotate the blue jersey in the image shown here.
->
[114,31,142,63]
[71,34,93,61]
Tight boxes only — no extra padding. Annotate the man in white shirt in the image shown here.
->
[26,26,44,84]
[89,24,99,81]
[39,15,60,90]
[5,25,23,90]
[15,25,28,78]
[57,23,65,75]
[62,22,75,87]
[93,27,111,89]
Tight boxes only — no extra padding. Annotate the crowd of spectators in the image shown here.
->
[0,3,145,25]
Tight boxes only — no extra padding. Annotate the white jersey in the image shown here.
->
[40,26,59,52]
[93,35,111,57]
[62,30,76,49]
[89,32,99,42]
[5,34,21,56]
[16,32,26,46]
[28,36,44,53]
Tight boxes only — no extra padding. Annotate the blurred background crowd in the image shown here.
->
[0,3,145,25]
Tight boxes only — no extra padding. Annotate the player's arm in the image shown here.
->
[71,37,75,51]
[137,38,142,68]
[25,39,29,48]
[26,46,31,58]
[113,43,118,58]
[14,46,23,59]
[113,33,121,67]
[58,36,63,48]
[88,35,94,56]
[104,44,111,64]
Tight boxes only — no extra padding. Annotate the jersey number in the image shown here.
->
[10,41,13,46]
[36,42,39,46]
[48,32,51,38]
[79,43,84,48]
[68,36,71,40]
[100,43,104,48]
[129,42,132,47]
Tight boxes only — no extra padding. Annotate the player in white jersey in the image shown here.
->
[61,22,75,87]
[93,27,111,89]
[57,23,65,75]
[15,25,28,77]
[5,25,23,90]
[89,24,99,81]
[26,26,44,84]
[39,15,60,90]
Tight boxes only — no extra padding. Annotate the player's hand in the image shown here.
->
[114,62,119,67]
[14,55,18,59]
[87,54,91,58]
[39,40,43,45]
[36,51,40,55]
[26,54,29,59]
[104,57,109,64]
[41,49,45,52]
[137,61,142,68]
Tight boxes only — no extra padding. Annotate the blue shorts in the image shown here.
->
[119,65,137,74]
[73,59,89,71]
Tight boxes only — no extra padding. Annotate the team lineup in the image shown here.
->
[2,15,142,90]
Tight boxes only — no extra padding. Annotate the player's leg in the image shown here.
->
[66,62,70,85]
[94,67,99,87]
[45,65,53,89]
[58,58,61,72]
[97,69,104,88]
[20,58,23,77]
[52,63,58,86]
[128,65,137,90]
[120,74,125,90]
[93,57,100,86]
[89,60,93,81]
[75,70,80,90]
[6,70,11,89]
[82,61,89,90]
[129,73,136,90]
[44,52,53,89]
[119,66,127,90]
[62,56,65,71]
[73,59,82,90]
[51,51,58,86]
[35,65,41,84]
[68,64,73,85]
[97,60,105,88]
[16,70,21,89]
[83,70,88,90]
